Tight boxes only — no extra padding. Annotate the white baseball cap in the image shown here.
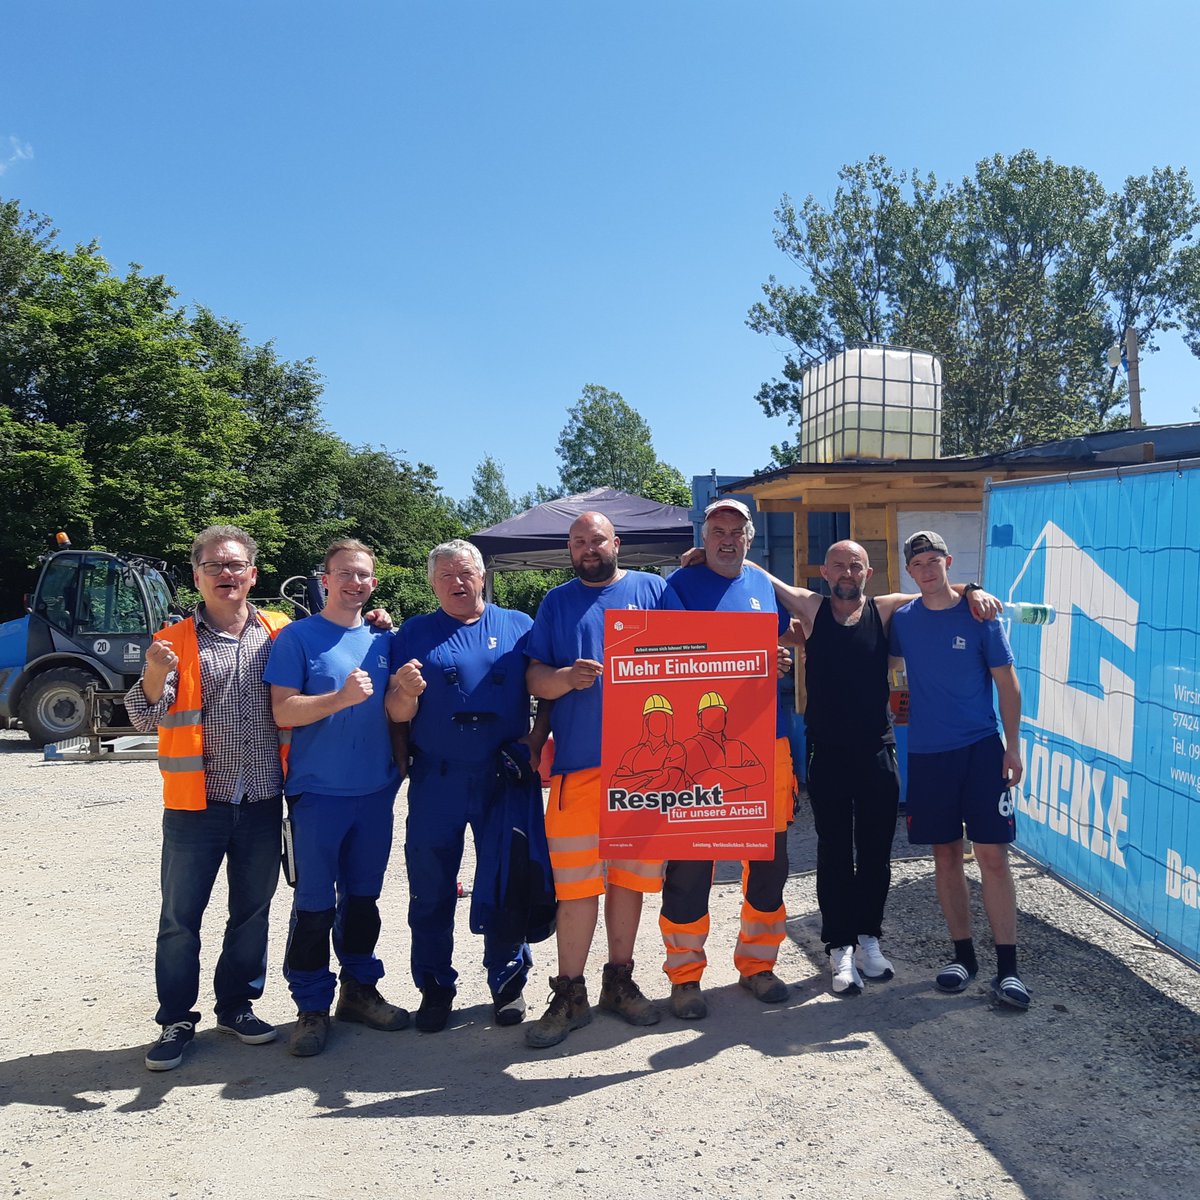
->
[703,498,752,521]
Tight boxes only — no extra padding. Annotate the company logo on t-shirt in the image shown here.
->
[750,597,761,610]
[952,636,967,650]
[487,636,498,649]
[377,654,388,668]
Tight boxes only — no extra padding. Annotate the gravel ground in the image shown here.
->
[1,727,1198,1200]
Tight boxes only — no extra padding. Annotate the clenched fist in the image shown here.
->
[339,667,374,707]
[389,659,426,697]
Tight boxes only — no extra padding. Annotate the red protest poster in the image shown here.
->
[599,608,778,861]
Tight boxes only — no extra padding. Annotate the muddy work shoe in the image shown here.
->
[670,981,708,1020]
[287,1011,330,1057]
[335,977,410,1031]
[598,961,660,1027]
[738,969,789,1004]
[525,975,591,1048]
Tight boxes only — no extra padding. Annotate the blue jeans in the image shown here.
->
[155,796,283,1026]
[405,760,531,997]
[283,785,397,1012]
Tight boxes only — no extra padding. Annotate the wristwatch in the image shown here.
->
[963,582,983,595]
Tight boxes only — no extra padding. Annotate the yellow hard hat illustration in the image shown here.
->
[642,694,673,716]
[697,691,728,713]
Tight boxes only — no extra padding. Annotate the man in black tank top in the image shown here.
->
[750,541,998,996]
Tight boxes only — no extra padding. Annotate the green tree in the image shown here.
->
[0,197,465,620]
[458,453,518,532]
[640,461,692,507]
[749,152,1200,459]
[555,383,689,501]
[556,384,659,494]
[0,202,252,560]
[515,482,561,509]
[0,409,93,615]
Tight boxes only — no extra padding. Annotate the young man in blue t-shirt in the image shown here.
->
[889,530,1030,1010]
[265,539,426,1055]
[522,512,667,1048]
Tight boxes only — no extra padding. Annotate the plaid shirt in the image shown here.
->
[126,605,284,804]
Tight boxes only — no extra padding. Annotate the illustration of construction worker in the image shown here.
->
[610,694,688,792]
[681,691,766,804]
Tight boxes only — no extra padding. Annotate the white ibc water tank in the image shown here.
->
[800,344,942,463]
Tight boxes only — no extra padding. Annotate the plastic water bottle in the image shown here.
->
[1003,601,1056,626]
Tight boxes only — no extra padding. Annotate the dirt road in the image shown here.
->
[2,729,1197,1199]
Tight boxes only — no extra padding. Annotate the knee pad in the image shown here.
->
[341,894,382,955]
[287,907,335,971]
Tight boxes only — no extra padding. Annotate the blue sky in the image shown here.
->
[4,1,1199,504]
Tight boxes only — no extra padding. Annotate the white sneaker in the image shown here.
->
[855,936,895,981]
[829,945,863,996]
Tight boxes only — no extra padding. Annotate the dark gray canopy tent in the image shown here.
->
[468,487,694,572]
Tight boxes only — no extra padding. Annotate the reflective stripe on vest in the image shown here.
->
[156,608,291,810]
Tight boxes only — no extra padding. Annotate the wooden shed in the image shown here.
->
[724,423,1200,712]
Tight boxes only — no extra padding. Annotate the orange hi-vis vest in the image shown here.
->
[155,609,291,810]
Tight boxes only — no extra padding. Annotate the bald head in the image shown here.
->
[569,511,620,585]
[570,511,615,542]
[821,539,872,602]
[825,540,869,569]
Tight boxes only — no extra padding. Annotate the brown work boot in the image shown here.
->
[598,961,660,1027]
[524,975,592,1049]
[739,969,789,1003]
[335,977,410,1031]
[670,981,708,1020]
[287,1010,330,1057]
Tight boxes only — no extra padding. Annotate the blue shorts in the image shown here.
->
[905,734,1016,846]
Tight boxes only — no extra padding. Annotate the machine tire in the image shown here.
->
[18,667,105,747]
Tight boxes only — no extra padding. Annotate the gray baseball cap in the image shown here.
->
[904,530,949,563]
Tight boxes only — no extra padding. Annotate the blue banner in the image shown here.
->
[984,462,1200,963]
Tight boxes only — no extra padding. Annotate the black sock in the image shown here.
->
[996,944,1018,979]
[953,938,978,974]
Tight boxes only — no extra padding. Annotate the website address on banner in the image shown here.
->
[668,801,766,823]
[610,650,770,682]
[1171,766,1200,797]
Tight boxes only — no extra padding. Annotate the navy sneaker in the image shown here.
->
[145,1020,195,1071]
[215,1006,278,1045]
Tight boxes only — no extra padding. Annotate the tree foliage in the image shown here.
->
[555,383,690,503]
[0,197,463,619]
[458,453,518,533]
[749,152,1200,459]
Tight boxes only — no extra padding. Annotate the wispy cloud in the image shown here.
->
[0,136,34,176]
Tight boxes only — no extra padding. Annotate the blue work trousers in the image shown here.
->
[405,759,531,997]
[155,795,283,1026]
[283,784,397,1012]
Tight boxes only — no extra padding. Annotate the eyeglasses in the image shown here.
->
[327,569,375,583]
[198,560,252,576]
